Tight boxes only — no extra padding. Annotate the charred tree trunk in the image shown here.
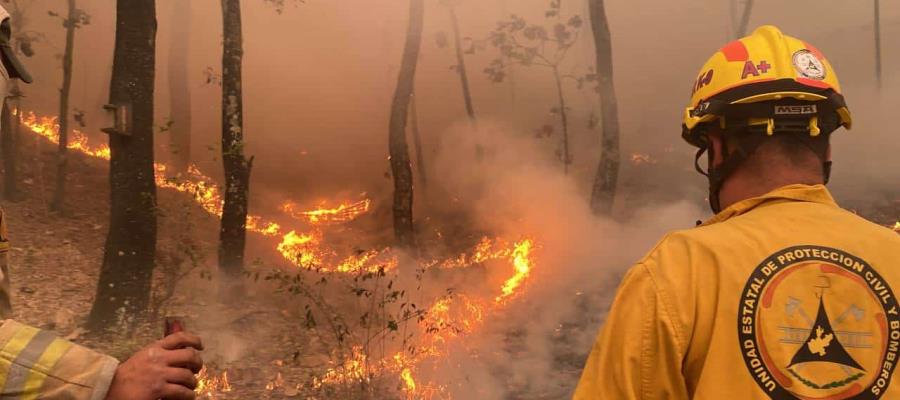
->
[448,5,476,126]
[552,67,571,174]
[50,0,77,212]
[410,91,427,189]
[389,0,424,249]
[87,0,158,331]
[168,0,192,171]
[219,0,252,275]
[734,0,754,38]
[1,100,16,200]
[588,0,621,215]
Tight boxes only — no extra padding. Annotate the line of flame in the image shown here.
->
[20,110,539,398]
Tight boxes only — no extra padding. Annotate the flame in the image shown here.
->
[195,367,232,398]
[22,112,111,160]
[496,239,535,302]
[400,367,416,393]
[276,230,324,268]
[21,111,541,398]
[283,198,371,225]
[630,152,656,165]
[893,221,900,233]
[311,346,369,389]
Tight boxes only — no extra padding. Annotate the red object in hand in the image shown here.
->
[164,316,185,336]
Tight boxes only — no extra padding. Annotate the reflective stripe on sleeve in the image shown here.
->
[22,338,73,399]
[0,324,40,390]
[0,329,73,398]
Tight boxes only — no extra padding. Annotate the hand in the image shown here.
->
[105,332,204,400]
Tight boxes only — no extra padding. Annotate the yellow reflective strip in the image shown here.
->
[20,339,72,400]
[0,325,39,390]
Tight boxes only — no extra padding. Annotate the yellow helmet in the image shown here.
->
[682,25,851,148]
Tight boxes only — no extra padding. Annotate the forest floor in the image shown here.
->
[1,131,897,400]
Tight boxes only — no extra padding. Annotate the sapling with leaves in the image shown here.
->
[482,1,588,173]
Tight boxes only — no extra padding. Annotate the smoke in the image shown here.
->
[420,120,703,398]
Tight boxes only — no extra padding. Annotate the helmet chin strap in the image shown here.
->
[693,132,768,214]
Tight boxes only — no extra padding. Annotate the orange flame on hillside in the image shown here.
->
[283,198,371,225]
[21,111,539,399]
[22,112,111,160]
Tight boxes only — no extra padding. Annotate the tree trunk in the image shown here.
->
[448,5,476,126]
[410,91,427,189]
[874,0,882,88]
[87,0,158,332]
[168,0,192,171]
[389,0,424,249]
[219,0,252,275]
[51,0,77,212]
[1,100,16,200]
[552,67,571,174]
[734,0,754,38]
[588,0,621,216]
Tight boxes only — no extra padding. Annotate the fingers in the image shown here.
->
[163,348,204,374]
[159,332,204,351]
[165,367,199,390]
[159,383,197,400]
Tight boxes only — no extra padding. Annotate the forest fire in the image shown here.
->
[21,110,541,398]
[22,112,112,160]
[282,198,371,225]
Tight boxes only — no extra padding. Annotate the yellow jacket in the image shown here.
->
[0,207,118,399]
[574,185,900,400]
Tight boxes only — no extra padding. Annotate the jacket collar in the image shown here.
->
[701,184,838,226]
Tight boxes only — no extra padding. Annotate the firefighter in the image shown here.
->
[0,5,203,400]
[574,26,900,399]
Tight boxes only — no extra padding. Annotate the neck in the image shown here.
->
[717,169,823,211]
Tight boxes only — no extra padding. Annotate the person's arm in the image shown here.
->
[572,263,689,400]
[0,319,118,399]
[0,320,203,400]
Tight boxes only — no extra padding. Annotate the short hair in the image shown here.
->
[738,131,830,177]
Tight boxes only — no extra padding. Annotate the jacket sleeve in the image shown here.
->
[0,207,12,318]
[572,263,690,400]
[0,320,119,400]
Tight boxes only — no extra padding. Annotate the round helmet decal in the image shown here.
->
[793,49,827,80]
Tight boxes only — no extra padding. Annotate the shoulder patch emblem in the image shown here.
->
[738,246,899,399]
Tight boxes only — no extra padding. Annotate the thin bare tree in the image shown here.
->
[874,0,882,89]
[168,0,192,171]
[49,0,89,212]
[588,0,620,215]
[389,0,425,248]
[442,0,476,127]
[733,0,754,38]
